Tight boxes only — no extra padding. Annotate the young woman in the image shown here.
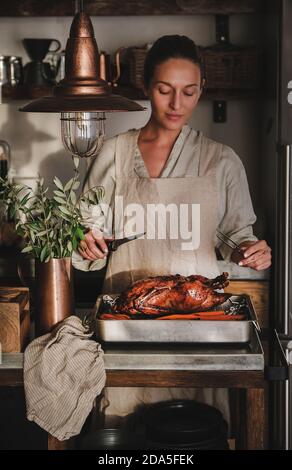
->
[73,35,271,424]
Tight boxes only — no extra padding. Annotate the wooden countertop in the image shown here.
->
[0,348,266,389]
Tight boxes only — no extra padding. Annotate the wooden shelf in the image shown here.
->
[1,84,261,104]
[0,0,264,17]
[2,85,53,102]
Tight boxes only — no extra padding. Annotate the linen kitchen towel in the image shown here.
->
[24,315,106,441]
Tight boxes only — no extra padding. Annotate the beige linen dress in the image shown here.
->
[73,125,257,424]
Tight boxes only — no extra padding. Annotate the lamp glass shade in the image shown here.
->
[61,112,105,158]
[19,11,145,159]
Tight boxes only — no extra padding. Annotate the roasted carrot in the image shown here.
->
[99,313,131,320]
[155,313,246,321]
[156,313,201,320]
[155,310,225,320]
[99,311,246,321]
[191,310,226,316]
[197,314,246,321]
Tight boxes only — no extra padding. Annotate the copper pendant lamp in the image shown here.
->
[20,0,145,158]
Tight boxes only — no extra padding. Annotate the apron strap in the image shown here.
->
[115,130,139,179]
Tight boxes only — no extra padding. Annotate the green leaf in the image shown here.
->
[29,230,36,244]
[8,207,16,219]
[53,177,64,191]
[58,212,71,222]
[15,186,26,196]
[59,206,71,216]
[64,178,74,192]
[76,227,85,240]
[37,230,49,237]
[27,222,39,230]
[70,191,77,205]
[54,196,67,205]
[40,245,48,262]
[45,210,51,222]
[67,240,73,253]
[21,246,33,253]
[20,193,31,205]
[53,190,66,198]
[72,181,80,190]
[72,237,78,250]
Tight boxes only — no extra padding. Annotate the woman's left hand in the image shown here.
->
[231,240,272,271]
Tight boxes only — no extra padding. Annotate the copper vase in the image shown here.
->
[35,257,74,336]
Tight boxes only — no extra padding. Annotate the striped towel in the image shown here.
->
[24,315,106,441]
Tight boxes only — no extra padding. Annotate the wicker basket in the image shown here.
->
[199,46,261,90]
[124,46,148,90]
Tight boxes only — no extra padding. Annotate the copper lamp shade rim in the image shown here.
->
[19,11,146,114]
[19,95,145,113]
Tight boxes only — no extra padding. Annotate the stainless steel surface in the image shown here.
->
[284,145,290,335]
[0,328,264,373]
[0,55,8,85]
[275,331,290,369]
[0,353,23,369]
[284,339,292,449]
[288,341,292,450]
[0,55,23,87]
[7,56,23,86]
[102,327,264,371]
[96,295,260,344]
[264,0,292,450]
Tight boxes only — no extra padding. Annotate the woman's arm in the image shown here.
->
[217,146,272,271]
[72,137,116,271]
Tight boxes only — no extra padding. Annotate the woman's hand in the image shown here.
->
[78,229,113,261]
[231,240,272,271]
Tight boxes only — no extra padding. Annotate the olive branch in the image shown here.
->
[0,155,104,262]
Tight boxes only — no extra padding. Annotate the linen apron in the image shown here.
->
[102,130,229,423]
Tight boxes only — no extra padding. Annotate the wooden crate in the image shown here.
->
[0,286,30,353]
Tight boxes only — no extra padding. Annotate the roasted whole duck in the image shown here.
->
[108,272,230,317]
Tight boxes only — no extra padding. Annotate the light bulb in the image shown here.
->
[61,111,105,158]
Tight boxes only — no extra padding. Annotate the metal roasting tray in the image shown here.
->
[101,327,264,371]
[95,294,260,344]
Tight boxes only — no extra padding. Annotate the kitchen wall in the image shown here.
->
[0,14,262,216]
